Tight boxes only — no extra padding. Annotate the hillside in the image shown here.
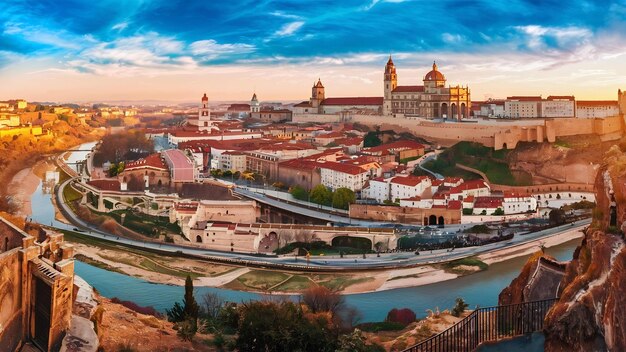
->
[499,144,626,351]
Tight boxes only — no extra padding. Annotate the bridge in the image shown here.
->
[402,298,558,352]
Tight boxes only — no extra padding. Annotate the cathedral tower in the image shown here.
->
[383,55,397,115]
[199,93,211,121]
[250,92,260,113]
[310,78,325,110]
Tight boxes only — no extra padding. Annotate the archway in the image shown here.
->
[438,216,445,227]
[441,103,448,118]
[502,143,508,150]
[451,103,457,119]
[461,103,466,119]
[196,235,202,243]
[423,217,428,225]
[428,215,437,225]
[433,104,440,118]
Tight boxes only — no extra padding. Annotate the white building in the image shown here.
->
[576,101,620,118]
[541,96,575,118]
[504,97,541,118]
[449,179,490,200]
[219,151,247,173]
[479,100,505,118]
[389,175,432,202]
[399,196,433,209]
[319,161,372,191]
[502,191,537,214]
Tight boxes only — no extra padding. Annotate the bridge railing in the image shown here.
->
[402,298,558,352]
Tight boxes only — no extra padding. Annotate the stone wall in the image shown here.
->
[0,217,75,352]
[293,113,624,150]
[349,204,461,225]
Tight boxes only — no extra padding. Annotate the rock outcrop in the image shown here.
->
[500,145,626,351]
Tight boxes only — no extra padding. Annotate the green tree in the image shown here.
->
[549,208,566,225]
[310,184,333,206]
[290,185,308,201]
[451,297,469,317]
[332,187,356,210]
[492,208,504,216]
[166,275,199,323]
[236,301,338,352]
[363,131,381,148]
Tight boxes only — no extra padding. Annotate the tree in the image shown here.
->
[166,275,199,323]
[302,286,344,314]
[451,297,469,317]
[183,275,200,320]
[492,208,504,216]
[236,300,338,352]
[290,185,308,201]
[385,308,416,325]
[549,208,566,225]
[202,292,224,320]
[363,131,381,147]
[310,184,332,206]
[332,187,356,210]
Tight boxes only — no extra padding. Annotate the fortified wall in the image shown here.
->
[293,114,625,150]
[0,217,75,352]
[349,204,461,225]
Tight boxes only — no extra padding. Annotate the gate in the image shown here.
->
[33,277,52,351]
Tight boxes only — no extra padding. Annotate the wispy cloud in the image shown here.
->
[274,21,305,37]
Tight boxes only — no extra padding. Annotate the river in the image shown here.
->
[29,142,582,322]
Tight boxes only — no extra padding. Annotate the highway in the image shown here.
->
[55,177,589,270]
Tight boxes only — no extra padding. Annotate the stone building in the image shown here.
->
[383,58,471,119]
[0,217,75,352]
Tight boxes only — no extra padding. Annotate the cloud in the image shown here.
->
[111,22,129,32]
[274,21,304,37]
[363,0,412,11]
[189,40,256,58]
[269,11,302,20]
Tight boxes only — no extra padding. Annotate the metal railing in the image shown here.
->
[403,298,558,352]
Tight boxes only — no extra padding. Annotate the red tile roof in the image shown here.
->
[450,179,489,194]
[391,175,429,187]
[546,95,575,101]
[87,180,121,192]
[474,197,503,208]
[576,100,618,107]
[506,96,542,101]
[125,153,168,171]
[447,200,463,210]
[294,101,312,107]
[319,161,367,175]
[321,97,383,106]
[227,104,251,111]
[393,86,425,93]
[279,158,320,171]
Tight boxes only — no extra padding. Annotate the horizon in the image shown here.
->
[1,0,626,102]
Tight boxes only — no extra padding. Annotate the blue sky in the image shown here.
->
[1,0,626,102]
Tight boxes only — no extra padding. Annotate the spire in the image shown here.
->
[387,54,394,66]
[432,61,438,71]
[202,93,208,101]
[315,78,324,88]
[251,92,258,101]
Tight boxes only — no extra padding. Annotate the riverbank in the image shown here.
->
[68,224,585,295]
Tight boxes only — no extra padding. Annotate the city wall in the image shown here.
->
[349,204,461,225]
[293,114,624,150]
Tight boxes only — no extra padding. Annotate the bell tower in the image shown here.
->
[310,78,325,110]
[383,55,397,115]
[250,92,260,113]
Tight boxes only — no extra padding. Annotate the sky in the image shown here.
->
[1,0,626,103]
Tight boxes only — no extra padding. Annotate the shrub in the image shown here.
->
[451,298,469,317]
[385,308,416,325]
[356,321,406,332]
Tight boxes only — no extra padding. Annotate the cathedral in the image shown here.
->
[383,57,471,119]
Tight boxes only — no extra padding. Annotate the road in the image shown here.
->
[55,177,589,270]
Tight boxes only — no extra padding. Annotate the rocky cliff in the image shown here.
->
[500,145,626,352]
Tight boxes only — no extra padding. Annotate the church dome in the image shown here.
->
[424,61,445,81]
